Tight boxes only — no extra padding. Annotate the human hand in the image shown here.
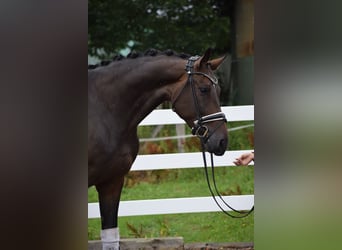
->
[233,152,254,166]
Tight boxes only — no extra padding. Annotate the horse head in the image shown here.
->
[171,48,228,156]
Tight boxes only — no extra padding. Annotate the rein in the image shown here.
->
[201,148,255,218]
[180,55,254,218]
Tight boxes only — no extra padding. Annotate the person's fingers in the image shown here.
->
[233,159,241,165]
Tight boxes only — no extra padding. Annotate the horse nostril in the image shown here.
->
[219,138,228,149]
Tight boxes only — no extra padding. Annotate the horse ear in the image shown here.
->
[199,48,212,66]
[208,55,226,70]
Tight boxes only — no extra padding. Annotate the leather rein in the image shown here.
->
[173,55,254,218]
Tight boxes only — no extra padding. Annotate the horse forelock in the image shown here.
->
[88,49,190,70]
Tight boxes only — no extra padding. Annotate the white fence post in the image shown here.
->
[176,124,185,153]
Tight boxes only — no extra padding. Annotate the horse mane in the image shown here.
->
[88,49,191,70]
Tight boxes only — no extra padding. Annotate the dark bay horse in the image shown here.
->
[88,49,228,249]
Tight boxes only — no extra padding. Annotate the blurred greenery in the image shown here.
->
[88,0,254,106]
[88,0,233,58]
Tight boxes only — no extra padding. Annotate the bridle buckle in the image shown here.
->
[192,125,209,138]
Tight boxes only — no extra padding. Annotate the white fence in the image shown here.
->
[88,105,254,218]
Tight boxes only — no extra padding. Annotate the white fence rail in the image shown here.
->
[88,105,254,218]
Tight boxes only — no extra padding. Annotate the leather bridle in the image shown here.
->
[173,55,254,218]
[172,55,227,142]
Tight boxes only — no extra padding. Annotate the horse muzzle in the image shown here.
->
[205,135,228,156]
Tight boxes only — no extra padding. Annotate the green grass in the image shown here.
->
[89,212,254,243]
[88,121,254,243]
[88,167,254,242]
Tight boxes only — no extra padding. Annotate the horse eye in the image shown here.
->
[199,86,210,94]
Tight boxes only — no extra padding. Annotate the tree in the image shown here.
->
[88,0,232,57]
[88,0,254,105]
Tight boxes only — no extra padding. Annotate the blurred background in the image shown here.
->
[88,0,254,106]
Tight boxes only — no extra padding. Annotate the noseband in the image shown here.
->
[172,55,227,141]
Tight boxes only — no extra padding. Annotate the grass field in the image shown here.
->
[88,121,254,243]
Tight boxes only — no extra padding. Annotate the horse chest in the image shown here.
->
[88,127,139,186]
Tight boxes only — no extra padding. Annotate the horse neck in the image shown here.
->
[97,56,186,130]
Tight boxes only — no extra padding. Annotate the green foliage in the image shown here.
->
[88,0,232,57]
[126,222,146,238]
[228,122,254,150]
